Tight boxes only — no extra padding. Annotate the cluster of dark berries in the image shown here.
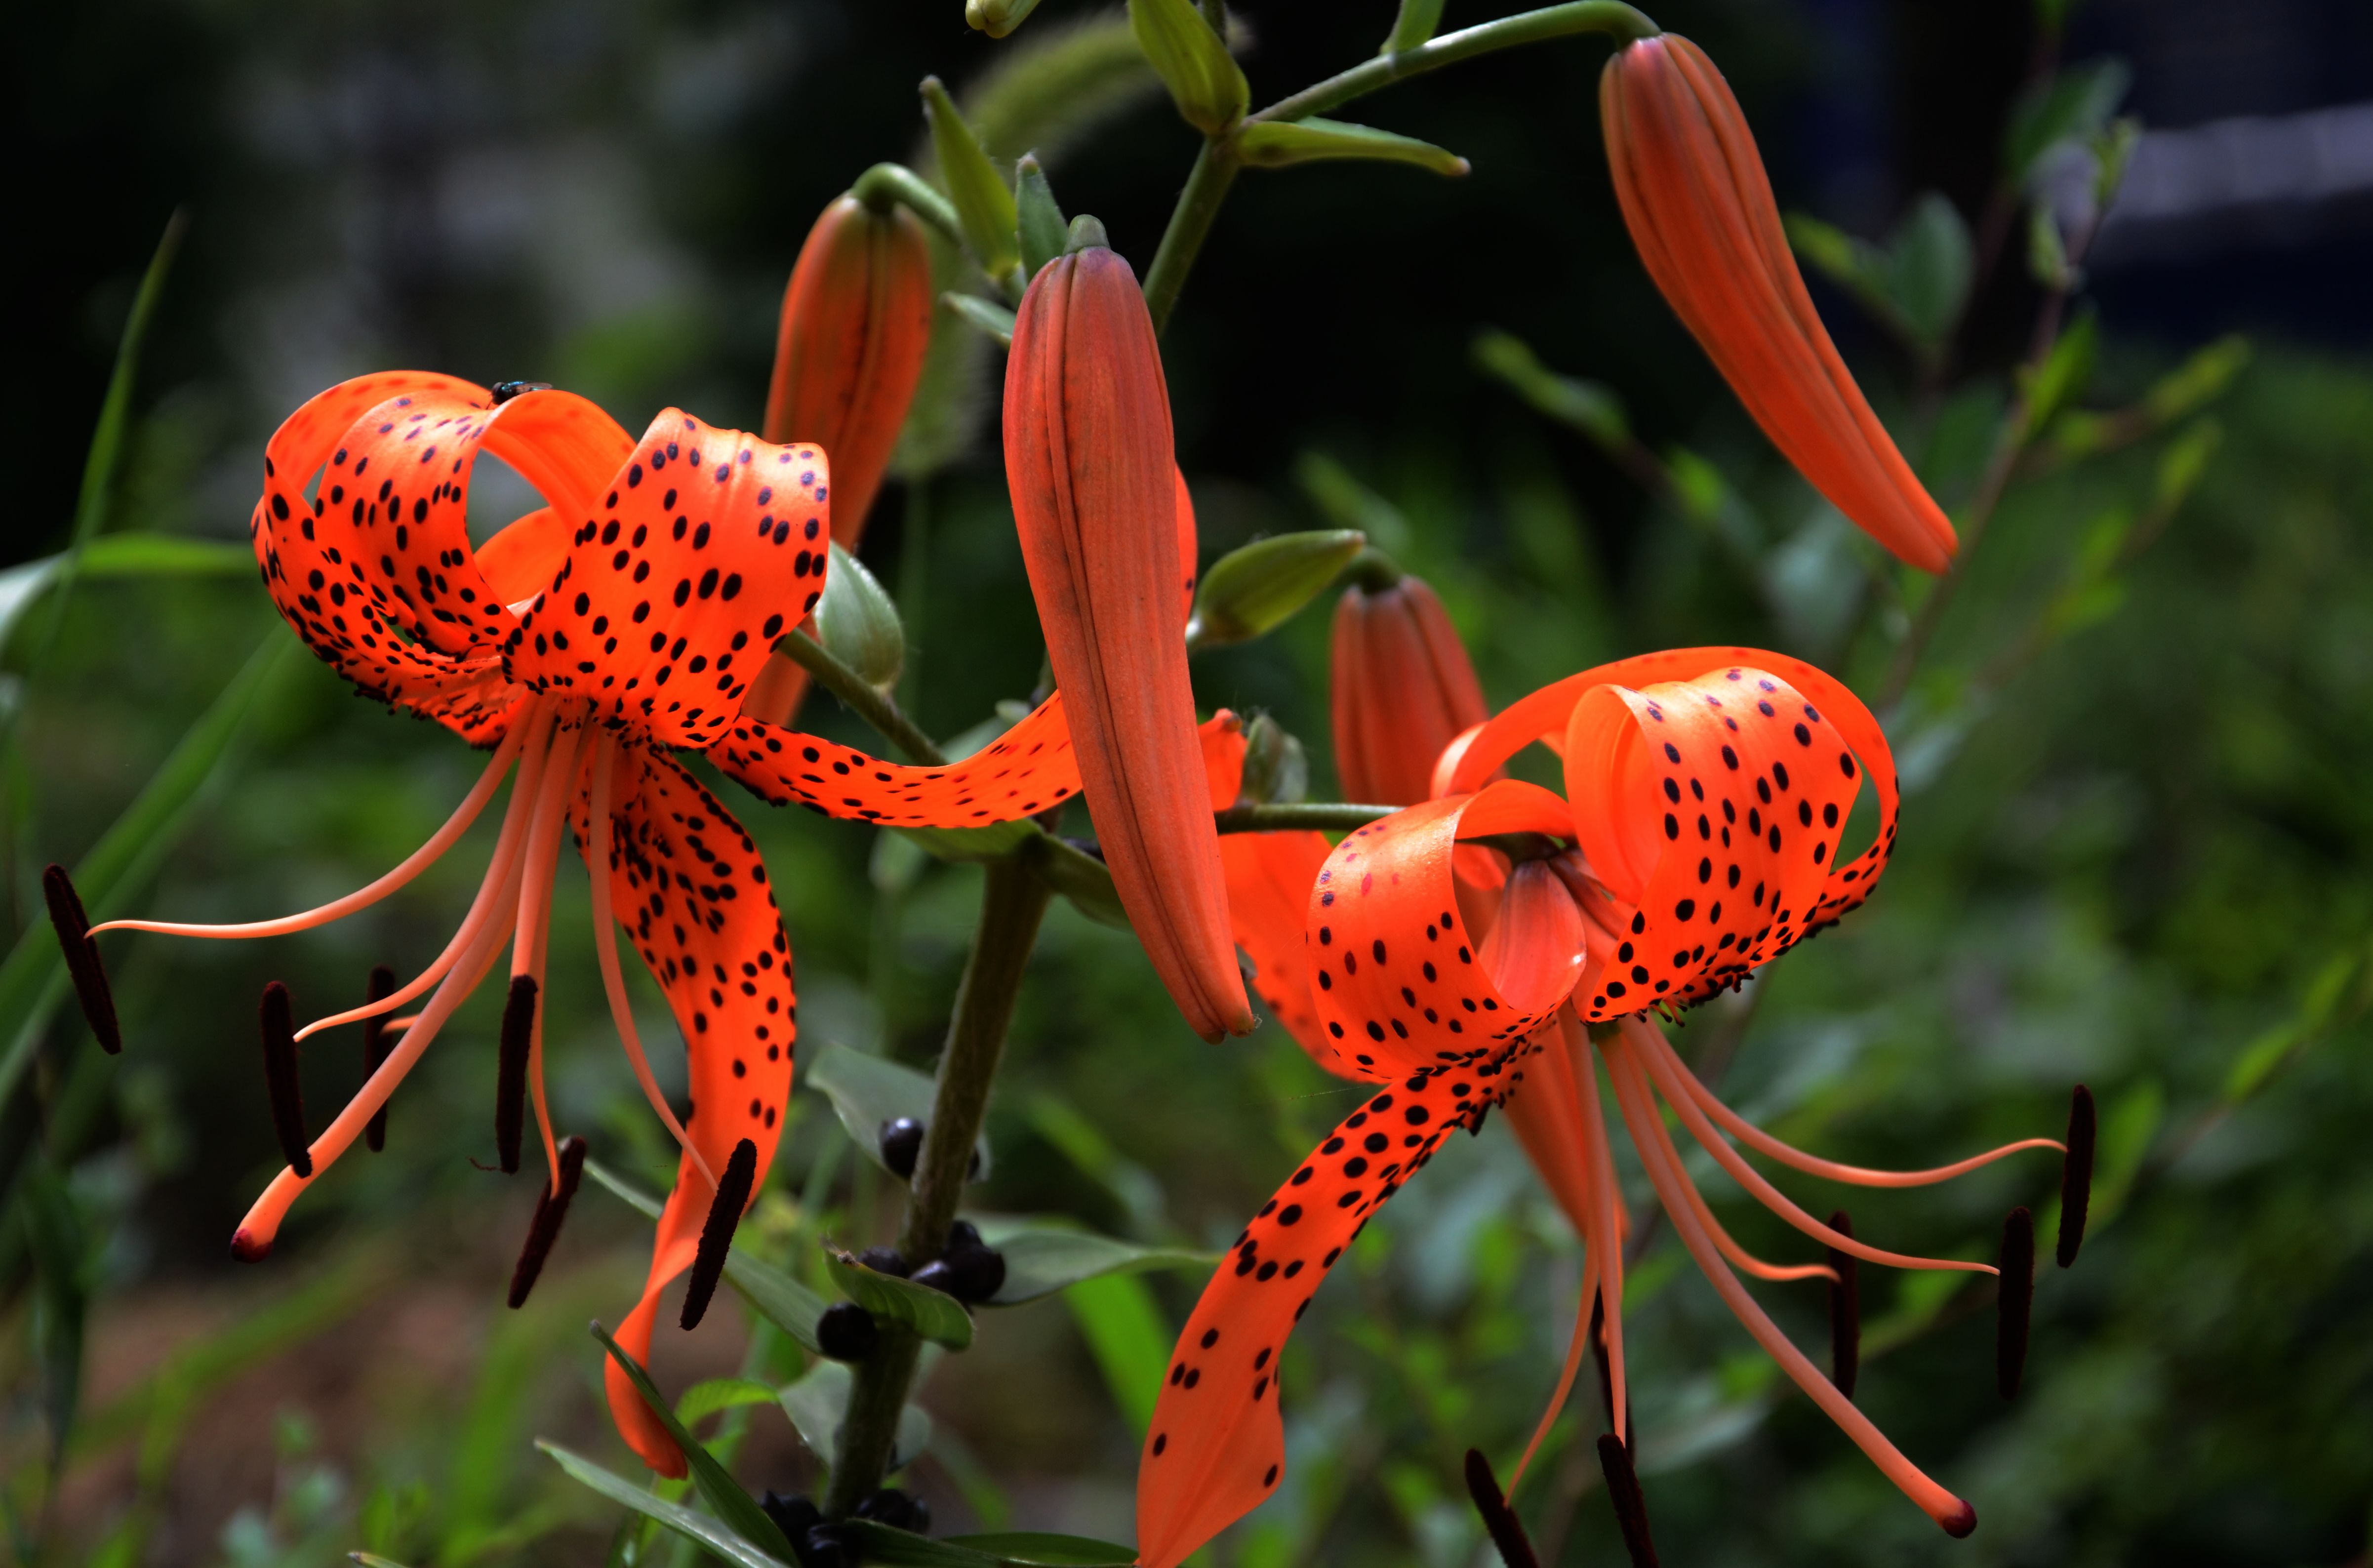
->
[762,1488,930,1565]
[854,1220,1006,1303]
[877,1117,984,1181]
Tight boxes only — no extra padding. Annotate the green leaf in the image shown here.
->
[945,1534,1139,1567]
[841,1522,1000,1567]
[2026,203,2075,292]
[590,1323,801,1564]
[2143,335,2251,425]
[0,636,291,1105]
[2005,58,2132,187]
[1292,452,1411,555]
[348,1555,414,1568]
[538,1443,791,1568]
[1128,0,1248,136]
[1234,118,1469,177]
[1381,0,1449,53]
[0,534,255,665]
[2152,417,2223,514]
[814,543,905,691]
[676,1378,782,1427]
[778,1360,933,1471]
[1022,831,1129,928]
[972,1219,1216,1305]
[1886,193,1974,350]
[1185,530,1367,650]
[923,77,1021,284]
[2020,309,2098,437]
[1061,1272,1171,1436]
[824,1246,975,1349]
[807,1043,992,1184]
[941,292,1018,350]
[1014,155,1068,281]
[583,1160,829,1353]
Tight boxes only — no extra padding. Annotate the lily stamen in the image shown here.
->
[363,965,396,1153]
[42,865,122,1054]
[2058,1085,2096,1266]
[508,1133,588,1309]
[1594,1434,1661,1568]
[258,981,311,1176]
[1997,1206,2036,1400]
[681,1136,758,1331]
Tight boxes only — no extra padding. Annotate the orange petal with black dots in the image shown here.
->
[1135,1032,1544,1568]
[504,412,829,751]
[711,692,1083,828]
[1305,782,1580,1081]
[576,745,795,1475]
[764,194,935,547]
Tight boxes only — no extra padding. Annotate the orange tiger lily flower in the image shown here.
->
[1330,569,1488,808]
[1006,237,1253,1042]
[76,371,1090,1478]
[741,191,935,728]
[1603,37,1958,574]
[1136,649,2073,1564]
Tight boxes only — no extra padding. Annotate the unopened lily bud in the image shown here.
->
[1330,571,1487,806]
[1129,0,1248,136]
[1602,36,1957,573]
[1186,529,1366,651]
[1004,241,1254,1042]
[764,195,934,548]
[812,542,904,691]
[965,0,1045,37]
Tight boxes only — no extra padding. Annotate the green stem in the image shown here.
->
[850,162,965,250]
[1214,802,1396,835]
[775,630,946,765]
[1251,1,1659,125]
[827,858,1052,1515]
[1142,140,1243,337]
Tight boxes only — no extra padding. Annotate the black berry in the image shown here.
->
[879,1118,923,1178]
[940,1245,1006,1304]
[855,1488,926,1532]
[856,1246,910,1277]
[762,1491,821,1543]
[816,1301,879,1361]
[908,1259,958,1296]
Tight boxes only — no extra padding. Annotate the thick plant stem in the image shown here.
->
[1252,1,1659,125]
[1143,140,1243,336]
[825,857,1053,1516]
[1214,802,1396,834]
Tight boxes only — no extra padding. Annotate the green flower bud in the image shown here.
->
[813,542,905,691]
[965,0,1045,38]
[1016,153,1068,280]
[1185,529,1367,651]
[1128,0,1248,136]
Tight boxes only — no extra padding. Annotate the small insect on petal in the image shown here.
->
[508,1134,588,1308]
[2057,1084,2096,1268]
[496,975,538,1174]
[1997,1205,2035,1400]
[42,864,121,1055]
[1462,1449,1541,1568]
[1595,1434,1661,1568]
[1827,1207,1861,1400]
[681,1136,758,1330]
[363,965,397,1153]
[258,982,312,1177]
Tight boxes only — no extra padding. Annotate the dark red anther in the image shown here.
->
[2057,1084,2095,1268]
[43,864,121,1054]
[363,965,396,1153]
[507,1135,588,1308]
[495,975,537,1174]
[1997,1205,2035,1400]
[1827,1207,1861,1400]
[1462,1449,1540,1568]
[681,1137,758,1330]
[259,981,312,1176]
[1595,1434,1660,1568]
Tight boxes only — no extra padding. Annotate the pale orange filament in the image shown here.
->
[1510,1248,1601,1494]
[1642,1023,2064,1185]
[1624,1063,1840,1285]
[1560,1009,1631,1445]
[585,730,713,1188]
[233,777,535,1255]
[512,716,587,1192]
[1623,1018,1997,1277]
[1601,1029,1975,1533]
[92,717,530,941]
[292,700,559,1043]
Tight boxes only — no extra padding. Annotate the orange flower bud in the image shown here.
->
[1005,242,1253,1042]
[1602,37,1958,574]
[763,194,935,548]
[1330,572,1488,807]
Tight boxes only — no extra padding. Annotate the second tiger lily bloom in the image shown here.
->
[1603,35,1959,574]
[78,372,1091,1479]
[1136,649,2072,1565]
[1006,232,1254,1042]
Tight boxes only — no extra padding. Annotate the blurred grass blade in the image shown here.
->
[584,1159,828,1352]
[841,1522,1000,1567]
[539,1442,791,1568]
[22,1162,89,1459]
[943,1534,1138,1567]
[21,212,187,686]
[0,636,292,1108]
[0,534,254,661]
[590,1321,802,1563]
[676,1377,781,1426]
[1061,1271,1171,1435]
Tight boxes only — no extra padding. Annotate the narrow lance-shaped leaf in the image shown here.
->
[538,1443,790,1568]
[970,1218,1218,1304]
[589,1321,802,1563]
[807,1043,993,1183]
[924,77,1021,285]
[1234,118,1471,177]
[942,293,1018,349]
[1015,154,1068,281]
